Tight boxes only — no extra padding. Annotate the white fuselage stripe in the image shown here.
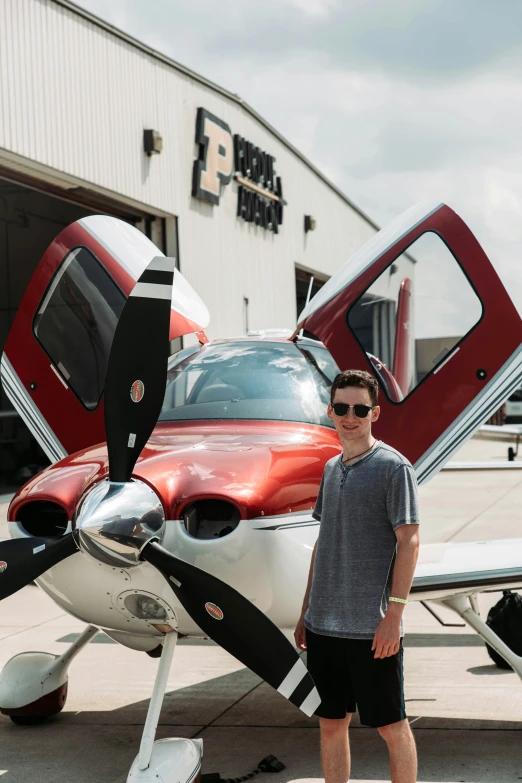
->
[415,341,522,483]
[1,354,67,464]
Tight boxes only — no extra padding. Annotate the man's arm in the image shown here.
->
[372,523,420,659]
[294,540,318,650]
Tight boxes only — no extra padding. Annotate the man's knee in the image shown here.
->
[319,714,352,736]
[377,717,411,743]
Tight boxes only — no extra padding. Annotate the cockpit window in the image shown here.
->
[160,341,339,427]
[347,231,483,402]
[33,247,125,410]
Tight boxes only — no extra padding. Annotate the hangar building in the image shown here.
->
[0,0,384,484]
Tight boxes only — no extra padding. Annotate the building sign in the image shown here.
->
[192,109,234,205]
[192,108,285,234]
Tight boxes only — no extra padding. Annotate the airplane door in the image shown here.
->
[2,216,209,462]
[297,202,522,482]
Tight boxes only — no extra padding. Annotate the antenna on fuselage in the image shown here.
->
[298,275,315,339]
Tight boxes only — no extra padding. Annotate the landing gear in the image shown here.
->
[437,592,522,679]
[1,625,203,780]
[127,631,204,782]
[8,682,68,724]
[0,624,98,722]
[508,433,520,461]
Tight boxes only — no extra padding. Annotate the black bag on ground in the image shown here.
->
[485,590,522,669]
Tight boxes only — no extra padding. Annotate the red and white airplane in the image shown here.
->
[1,203,522,782]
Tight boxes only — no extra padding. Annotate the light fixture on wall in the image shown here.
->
[304,215,316,232]
[144,129,163,156]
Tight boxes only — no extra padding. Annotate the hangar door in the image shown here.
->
[0,174,169,489]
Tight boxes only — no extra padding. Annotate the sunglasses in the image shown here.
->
[331,403,376,418]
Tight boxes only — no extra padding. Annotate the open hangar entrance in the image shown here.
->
[0,168,169,490]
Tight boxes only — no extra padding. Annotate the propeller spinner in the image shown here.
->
[0,255,320,717]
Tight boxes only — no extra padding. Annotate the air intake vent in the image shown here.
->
[182,500,240,540]
[17,501,68,537]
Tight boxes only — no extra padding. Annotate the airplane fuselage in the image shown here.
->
[8,419,340,648]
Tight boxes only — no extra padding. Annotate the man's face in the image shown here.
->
[327,385,380,446]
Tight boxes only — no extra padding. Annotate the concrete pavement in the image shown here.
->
[1,435,522,782]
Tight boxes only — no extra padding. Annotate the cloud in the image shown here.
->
[74,0,522,312]
[285,0,339,18]
[124,0,522,84]
[78,0,522,82]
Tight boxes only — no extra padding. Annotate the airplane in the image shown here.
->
[1,202,522,782]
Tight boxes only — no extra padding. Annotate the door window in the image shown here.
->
[33,247,125,410]
[347,231,483,401]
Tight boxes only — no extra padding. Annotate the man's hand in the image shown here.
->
[371,615,401,659]
[294,615,307,650]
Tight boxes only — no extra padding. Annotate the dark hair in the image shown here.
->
[330,369,379,407]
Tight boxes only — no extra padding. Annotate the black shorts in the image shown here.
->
[305,627,406,728]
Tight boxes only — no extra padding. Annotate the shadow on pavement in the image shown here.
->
[1,665,521,782]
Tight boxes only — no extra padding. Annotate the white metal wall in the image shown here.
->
[0,0,379,339]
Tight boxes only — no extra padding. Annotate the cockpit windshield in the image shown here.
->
[159,340,339,428]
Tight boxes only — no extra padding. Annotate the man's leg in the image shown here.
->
[319,713,352,783]
[377,718,417,783]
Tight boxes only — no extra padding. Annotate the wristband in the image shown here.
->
[389,596,408,605]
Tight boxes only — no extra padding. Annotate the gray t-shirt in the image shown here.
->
[304,441,419,640]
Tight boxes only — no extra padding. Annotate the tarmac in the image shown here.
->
[1,434,522,782]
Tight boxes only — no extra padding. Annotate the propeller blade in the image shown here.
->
[104,256,175,483]
[0,534,78,601]
[141,541,321,717]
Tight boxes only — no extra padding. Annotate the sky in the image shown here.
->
[75,0,522,310]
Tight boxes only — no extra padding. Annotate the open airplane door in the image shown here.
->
[1,216,210,462]
[297,201,522,483]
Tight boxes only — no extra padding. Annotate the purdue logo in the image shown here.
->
[192,107,285,234]
[192,108,234,205]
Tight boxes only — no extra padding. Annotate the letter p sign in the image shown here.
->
[192,108,234,205]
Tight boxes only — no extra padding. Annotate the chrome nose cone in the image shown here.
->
[76,479,165,567]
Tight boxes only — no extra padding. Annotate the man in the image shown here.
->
[294,369,420,783]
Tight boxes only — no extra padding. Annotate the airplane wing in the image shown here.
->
[297,202,522,483]
[1,216,209,462]
[411,538,522,677]
[411,539,522,599]
[480,424,522,438]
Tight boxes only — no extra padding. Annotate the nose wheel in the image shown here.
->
[126,631,204,782]
[6,682,68,725]
[0,625,98,724]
